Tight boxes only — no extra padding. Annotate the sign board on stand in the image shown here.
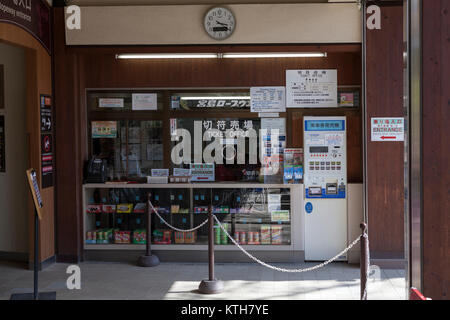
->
[26,169,43,220]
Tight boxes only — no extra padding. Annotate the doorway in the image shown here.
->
[0,42,29,261]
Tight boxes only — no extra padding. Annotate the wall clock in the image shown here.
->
[204,7,235,40]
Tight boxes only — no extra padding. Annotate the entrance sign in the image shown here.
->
[371,117,404,141]
[250,86,286,113]
[286,69,338,108]
[26,169,43,220]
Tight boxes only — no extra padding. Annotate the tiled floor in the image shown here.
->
[0,261,406,300]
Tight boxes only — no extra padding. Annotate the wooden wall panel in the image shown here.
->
[0,22,54,263]
[53,9,83,262]
[422,0,450,300]
[365,5,404,256]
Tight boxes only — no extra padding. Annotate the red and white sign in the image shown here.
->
[371,117,404,142]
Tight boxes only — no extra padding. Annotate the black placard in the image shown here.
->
[40,95,52,132]
[40,94,53,188]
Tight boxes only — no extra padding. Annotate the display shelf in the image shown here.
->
[83,183,303,251]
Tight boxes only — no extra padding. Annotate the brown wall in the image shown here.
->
[0,23,54,263]
[53,7,363,261]
[422,0,450,300]
[365,4,404,257]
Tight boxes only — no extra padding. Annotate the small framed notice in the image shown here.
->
[132,93,158,111]
[99,98,124,108]
[250,86,286,113]
[286,69,338,108]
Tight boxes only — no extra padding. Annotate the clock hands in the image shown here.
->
[216,21,228,27]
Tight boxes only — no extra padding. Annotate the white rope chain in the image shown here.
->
[214,215,365,273]
[148,201,209,233]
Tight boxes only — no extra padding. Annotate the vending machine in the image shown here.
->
[303,116,347,261]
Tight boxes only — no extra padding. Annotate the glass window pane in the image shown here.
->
[171,118,262,182]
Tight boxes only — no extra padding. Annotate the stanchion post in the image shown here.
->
[198,206,224,294]
[34,209,38,300]
[137,193,160,267]
[360,222,368,300]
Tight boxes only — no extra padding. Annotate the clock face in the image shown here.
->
[204,7,235,40]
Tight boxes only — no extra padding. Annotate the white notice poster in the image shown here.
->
[250,86,286,113]
[286,69,338,108]
[132,93,158,110]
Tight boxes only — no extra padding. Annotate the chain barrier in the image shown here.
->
[148,201,209,233]
[214,215,364,273]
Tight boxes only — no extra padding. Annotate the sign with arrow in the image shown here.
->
[371,117,404,142]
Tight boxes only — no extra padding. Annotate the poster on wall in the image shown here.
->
[0,115,5,172]
[250,86,286,113]
[132,93,158,111]
[40,95,52,133]
[40,95,53,188]
[286,69,338,108]
[92,121,117,138]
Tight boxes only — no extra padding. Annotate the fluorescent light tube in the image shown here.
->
[222,52,327,58]
[116,53,218,59]
[180,96,251,100]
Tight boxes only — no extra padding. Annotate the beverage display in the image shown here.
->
[85,187,292,246]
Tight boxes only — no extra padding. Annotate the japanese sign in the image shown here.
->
[92,121,117,138]
[250,87,286,113]
[41,133,53,188]
[40,95,52,133]
[371,117,404,141]
[40,95,53,188]
[286,69,338,108]
[271,210,290,222]
[99,98,124,108]
[178,97,250,110]
[190,163,215,182]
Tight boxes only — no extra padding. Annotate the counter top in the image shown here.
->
[83,182,303,189]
